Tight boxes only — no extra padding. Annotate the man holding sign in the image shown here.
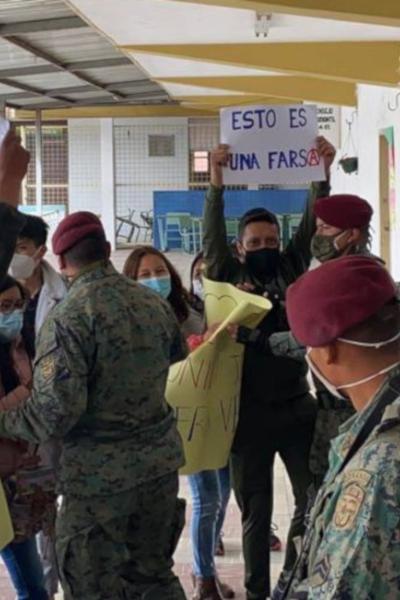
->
[203,108,335,600]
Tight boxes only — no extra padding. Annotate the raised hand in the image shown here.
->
[0,129,30,209]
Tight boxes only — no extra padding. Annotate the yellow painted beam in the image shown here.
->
[158,76,356,106]
[173,94,292,105]
[125,42,400,86]
[173,0,400,27]
[13,104,216,121]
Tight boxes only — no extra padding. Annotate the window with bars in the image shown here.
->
[16,123,69,207]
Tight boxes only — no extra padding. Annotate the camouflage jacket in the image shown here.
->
[0,262,188,498]
[288,367,400,599]
[0,203,25,286]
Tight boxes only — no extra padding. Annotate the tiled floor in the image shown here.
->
[1,250,294,599]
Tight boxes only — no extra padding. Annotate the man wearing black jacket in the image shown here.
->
[202,137,335,600]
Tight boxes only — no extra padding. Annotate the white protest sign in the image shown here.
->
[220,104,325,185]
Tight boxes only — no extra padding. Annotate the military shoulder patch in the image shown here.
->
[40,355,56,382]
[333,469,372,530]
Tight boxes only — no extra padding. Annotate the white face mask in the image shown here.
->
[307,331,400,402]
[192,278,204,301]
[9,253,37,279]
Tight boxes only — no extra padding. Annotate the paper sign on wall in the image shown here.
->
[220,104,325,185]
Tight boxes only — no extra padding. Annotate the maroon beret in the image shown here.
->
[314,194,373,229]
[287,256,397,347]
[52,211,105,255]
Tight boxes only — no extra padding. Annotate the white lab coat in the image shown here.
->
[35,260,67,334]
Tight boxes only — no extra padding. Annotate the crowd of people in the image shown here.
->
[0,127,399,600]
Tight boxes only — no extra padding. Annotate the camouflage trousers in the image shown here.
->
[56,472,187,600]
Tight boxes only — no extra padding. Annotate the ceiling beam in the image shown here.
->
[158,75,356,105]
[4,36,127,100]
[14,105,217,120]
[172,0,400,28]
[124,42,400,86]
[19,91,170,111]
[0,57,132,79]
[177,94,292,105]
[0,16,87,36]
[0,77,75,105]
[0,80,160,103]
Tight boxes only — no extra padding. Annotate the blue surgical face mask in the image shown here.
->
[138,275,172,300]
[0,310,24,343]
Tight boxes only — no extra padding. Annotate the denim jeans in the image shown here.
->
[188,466,231,577]
[1,537,49,600]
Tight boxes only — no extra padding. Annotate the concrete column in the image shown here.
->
[100,118,116,250]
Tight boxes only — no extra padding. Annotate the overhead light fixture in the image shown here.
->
[255,12,273,38]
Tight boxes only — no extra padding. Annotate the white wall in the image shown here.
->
[357,85,400,279]
[330,87,400,280]
[330,106,360,197]
[113,117,189,217]
[68,119,102,214]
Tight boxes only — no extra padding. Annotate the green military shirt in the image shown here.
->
[290,367,400,599]
[0,203,25,286]
[0,262,188,498]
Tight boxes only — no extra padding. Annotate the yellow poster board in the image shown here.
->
[0,480,13,550]
[167,278,270,475]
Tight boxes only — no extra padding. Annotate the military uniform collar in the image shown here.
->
[330,365,400,467]
[69,261,117,289]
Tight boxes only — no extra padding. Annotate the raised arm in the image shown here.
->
[202,144,239,282]
[0,130,30,284]
[284,137,336,273]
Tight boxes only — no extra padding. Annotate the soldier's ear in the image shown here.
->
[314,344,337,366]
[58,255,66,273]
[105,242,111,259]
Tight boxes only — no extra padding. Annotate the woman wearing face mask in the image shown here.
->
[124,247,235,600]
[0,276,56,600]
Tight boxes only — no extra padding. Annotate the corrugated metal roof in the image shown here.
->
[84,65,146,83]
[12,71,84,89]
[23,28,122,62]
[0,0,172,110]
[0,0,71,24]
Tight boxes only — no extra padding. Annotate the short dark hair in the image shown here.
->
[19,215,49,247]
[238,208,280,239]
[63,233,108,268]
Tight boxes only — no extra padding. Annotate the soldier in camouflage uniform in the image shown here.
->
[0,212,188,600]
[307,194,376,488]
[282,255,400,599]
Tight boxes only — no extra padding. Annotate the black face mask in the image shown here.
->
[245,247,280,281]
